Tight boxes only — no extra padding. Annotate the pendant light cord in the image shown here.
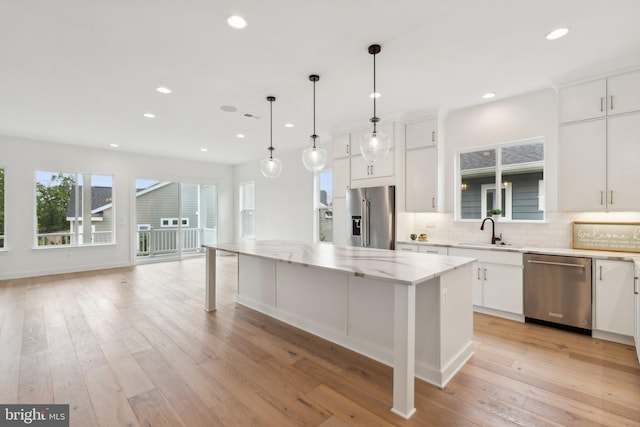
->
[269,98,274,159]
[313,78,316,148]
[373,51,377,132]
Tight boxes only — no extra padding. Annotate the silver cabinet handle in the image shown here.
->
[432,197,435,208]
[477,268,481,280]
[371,165,374,175]
[527,260,585,269]
[610,95,614,110]
[431,131,435,142]
[635,276,638,295]
[600,191,604,205]
[610,190,613,205]
[347,144,350,155]
[483,268,487,281]
[367,165,370,175]
[600,97,604,112]
[599,265,603,281]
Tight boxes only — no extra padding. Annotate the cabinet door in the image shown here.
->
[606,113,640,210]
[483,264,523,314]
[332,157,350,198]
[405,147,437,212]
[406,118,436,149]
[351,154,394,181]
[417,245,447,255]
[607,70,640,116]
[332,197,347,246]
[472,264,484,306]
[635,267,640,361]
[595,260,635,336]
[332,134,351,159]
[560,79,606,123]
[559,121,607,211]
[396,243,417,252]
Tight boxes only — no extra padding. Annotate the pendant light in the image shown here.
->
[302,74,328,172]
[260,96,283,179]
[359,44,390,163]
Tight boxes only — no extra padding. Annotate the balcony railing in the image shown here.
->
[137,228,212,257]
[37,231,113,246]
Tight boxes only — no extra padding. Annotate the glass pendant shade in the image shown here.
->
[302,143,328,172]
[360,128,390,162]
[260,156,283,178]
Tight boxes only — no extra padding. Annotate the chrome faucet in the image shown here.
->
[480,217,501,244]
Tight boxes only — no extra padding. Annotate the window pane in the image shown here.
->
[0,168,4,248]
[239,182,255,238]
[501,142,544,220]
[460,149,496,219]
[36,172,113,246]
[318,171,333,242]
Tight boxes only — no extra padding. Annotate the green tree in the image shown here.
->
[36,173,75,233]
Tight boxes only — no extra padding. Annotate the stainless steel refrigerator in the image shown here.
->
[346,185,395,250]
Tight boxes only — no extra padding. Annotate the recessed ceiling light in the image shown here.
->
[284,123,294,128]
[482,92,496,99]
[546,28,569,40]
[227,15,247,29]
[110,143,119,148]
[369,92,381,99]
[221,105,238,112]
[236,134,245,138]
[200,148,208,152]
[156,87,172,94]
[143,113,156,118]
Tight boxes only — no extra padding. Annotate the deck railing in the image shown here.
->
[37,231,113,246]
[137,228,208,257]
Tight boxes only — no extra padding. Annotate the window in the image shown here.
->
[239,181,255,239]
[316,170,333,242]
[36,172,114,246]
[135,180,217,259]
[0,168,4,248]
[457,139,544,221]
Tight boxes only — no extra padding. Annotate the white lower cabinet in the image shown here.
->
[449,248,523,319]
[595,259,634,336]
[635,265,640,361]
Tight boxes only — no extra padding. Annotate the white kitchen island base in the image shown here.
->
[205,241,475,419]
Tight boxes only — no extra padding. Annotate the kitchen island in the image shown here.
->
[204,240,475,419]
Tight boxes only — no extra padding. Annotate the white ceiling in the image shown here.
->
[1,0,640,165]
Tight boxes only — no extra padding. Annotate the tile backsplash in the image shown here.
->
[406,211,640,249]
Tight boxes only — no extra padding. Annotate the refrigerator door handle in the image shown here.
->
[361,198,369,247]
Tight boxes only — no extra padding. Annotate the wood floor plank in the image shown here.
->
[128,388,184,427]
[1,256,639,426]
[133,347,225,426]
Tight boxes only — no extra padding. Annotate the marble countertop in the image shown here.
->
[397,240,640,265]
[205,240,475,286]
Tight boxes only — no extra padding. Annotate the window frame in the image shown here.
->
[455,137,545,222]
[34,171,115,248]
[239,181,255,239]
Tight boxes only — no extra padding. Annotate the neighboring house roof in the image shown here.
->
[66,186,112,218]
[460,142,544,171]
[67,181,171,220]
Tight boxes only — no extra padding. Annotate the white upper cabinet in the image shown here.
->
[560,112,640,211]
[405,146,437,212]
[560,79,607,123]
[405,118,437,150]
[350,153,394,182]
[561,70,640,123]
[332,133,350,159]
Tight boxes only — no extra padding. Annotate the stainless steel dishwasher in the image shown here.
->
[523,253,592,333]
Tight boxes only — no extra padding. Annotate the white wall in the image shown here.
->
[233,149,314,242]
[0,134,233,279]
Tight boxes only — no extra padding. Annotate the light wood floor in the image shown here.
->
[1,256,639,427]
